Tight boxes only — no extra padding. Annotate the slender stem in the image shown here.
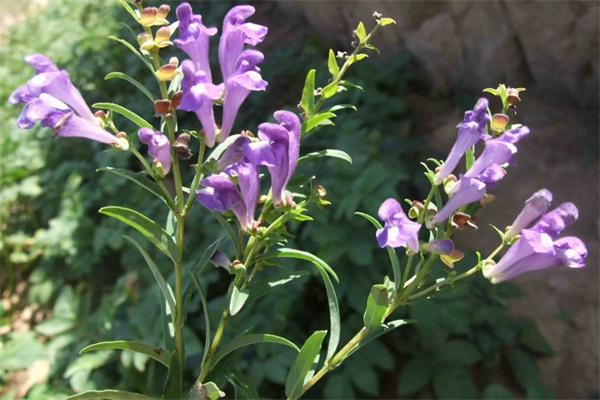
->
[198,310,230,382]
[184,141,207,212]
[398,254,414,295]
[314,22,383,112]
[418,186,436,224]
[174,216,185,367]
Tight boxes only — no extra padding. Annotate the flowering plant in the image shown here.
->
[9,2,587,399]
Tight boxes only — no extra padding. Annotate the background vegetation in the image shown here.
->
[1,1,558,399]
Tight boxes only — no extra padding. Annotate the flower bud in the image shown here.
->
[210,250,231,272]
[154,99,171,117]
[170,91,182,110]
[421,239,455,256]
[140,7,169,27]
[506,189,552,239]
[154,27,173,48]
[441,249,464,269]
[153,158,167,177]
[157,5,170,19]
[114,132,129,151]
[506,88,522,105]
[408,200,424,219]
[168,57,179,67]
[491,113,509,133]
[451,212,478,229]
[156,63,179,81]
[443,174,458,194]
[173,133,193,160]
[137,32,154,50]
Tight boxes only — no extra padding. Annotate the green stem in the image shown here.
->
[198,310,230,382]
[398,254,414,294]
[184,141,206,212]
[314,21,383,113]
[418,186,436,224]
[174,216,185,367]
[129,145,176,210]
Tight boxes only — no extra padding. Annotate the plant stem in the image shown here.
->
[129,145,176,210]
[184,141,207,212]
[398,254,414,295]
[198,309,230,382]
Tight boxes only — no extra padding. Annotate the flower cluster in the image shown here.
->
[9,54,128,149]
[175,3,268,147]
[196,111,300,231]
[484,191,587,283]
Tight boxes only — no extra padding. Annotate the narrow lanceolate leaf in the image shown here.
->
[108,36,155,74]
[301,69,316,119]
[301,112,337,137]
[97,167,171,206]
[124,236,176,319]
[208,210,241,259]
[211,334,300,368]
[100,207,178,262]
[117,0,139,23]
[66,390,154,400]
[105,72,157,103]
[189,274,211,364]
[363,284,389,329]
[285,330,328,400]
[260,248,338,282]
[297,149,352,166]
[328,49,340,77]
[92,102,153,129]
[183,238,222,306]
[162,351,182,400]
[355,212,402,289]
[80,340,170,367]
[229,369,260,399]
[246,271,311,300]
[345,320,414,360]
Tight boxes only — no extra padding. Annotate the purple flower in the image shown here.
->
[531,202,579,239]
[138,128,171,175]
[463,140,517,179]
[196,158,260,231]
[422,239,455,255]
[174,2,218,80]
[506,189,553,239]
[10,54,96,122]
[220,50,268,141]
[434,98,489,185]
[219,5,268,82]
[376,198,421,253]
[496,126,530,143]
[426,176,486,229]
[179,60,224,147]
[255,111,300,207]
[483,230,587,283]
[217,135,275,171]
[16,93,127,148]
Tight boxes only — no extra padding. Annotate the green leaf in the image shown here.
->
[230,369,260,399]
[105,72,156,103]
[35,317,75,336]
[188,273,211,364]
[327,49,340,77]
[102,206,179,261]
[117,0,139,22]
[506,348,541,390]
[259,248,340,361]
[433,367,478,399]
[364,43,380,54]
[363,284,389,329]
[321,82,338,99]
[301,69,316,119]
[323,104,357,113]
[205,348,247,388]
[162,352,182,400]
[0,331,46,370]
[345,319,413,360]
[229,284,250,316]
[465,146,476,170]
[398,357,432,396]
[297,149,352,165]
[340,80,364,91]
[80,340,169,367]
[97,167,171,206]
[483,383,514,399]
[208,210,241,260]
[183,238,222,305]
[246,271,310,300]
[92,102,153,129]
[285,330,327,400]
[436,340,482,366]
[212,334,299,368]
[301,112,337,137]
[355,212,402,289]
[379,17,396,26]
[108,36,155,74]
[519,320,554,355]
[66,390,155,400]
[124,236,176,319]
[356,22,367,42]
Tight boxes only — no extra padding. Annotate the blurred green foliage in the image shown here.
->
[0,1,555,399]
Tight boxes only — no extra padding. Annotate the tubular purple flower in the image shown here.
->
[10,54,96,122]
[196,174,244,215]
[434,98,489,185]
[427,176,486,229]
[217,135,276,171]
[422,239,455,256]
[16,93,127,148]
[506,189,553,239]
[496,125,530,144]
[463,140,517,179]
[174,2,218,79]
[482,229,587,283]
[179,60,224,147]
[221,50,268,141]
[224,159,260,230]
[531,202,579,239]
[138,128,171,174]
[219,5,268,82]
[210,250,231,271]
[376,198,421,253]
[256,111,300,207]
